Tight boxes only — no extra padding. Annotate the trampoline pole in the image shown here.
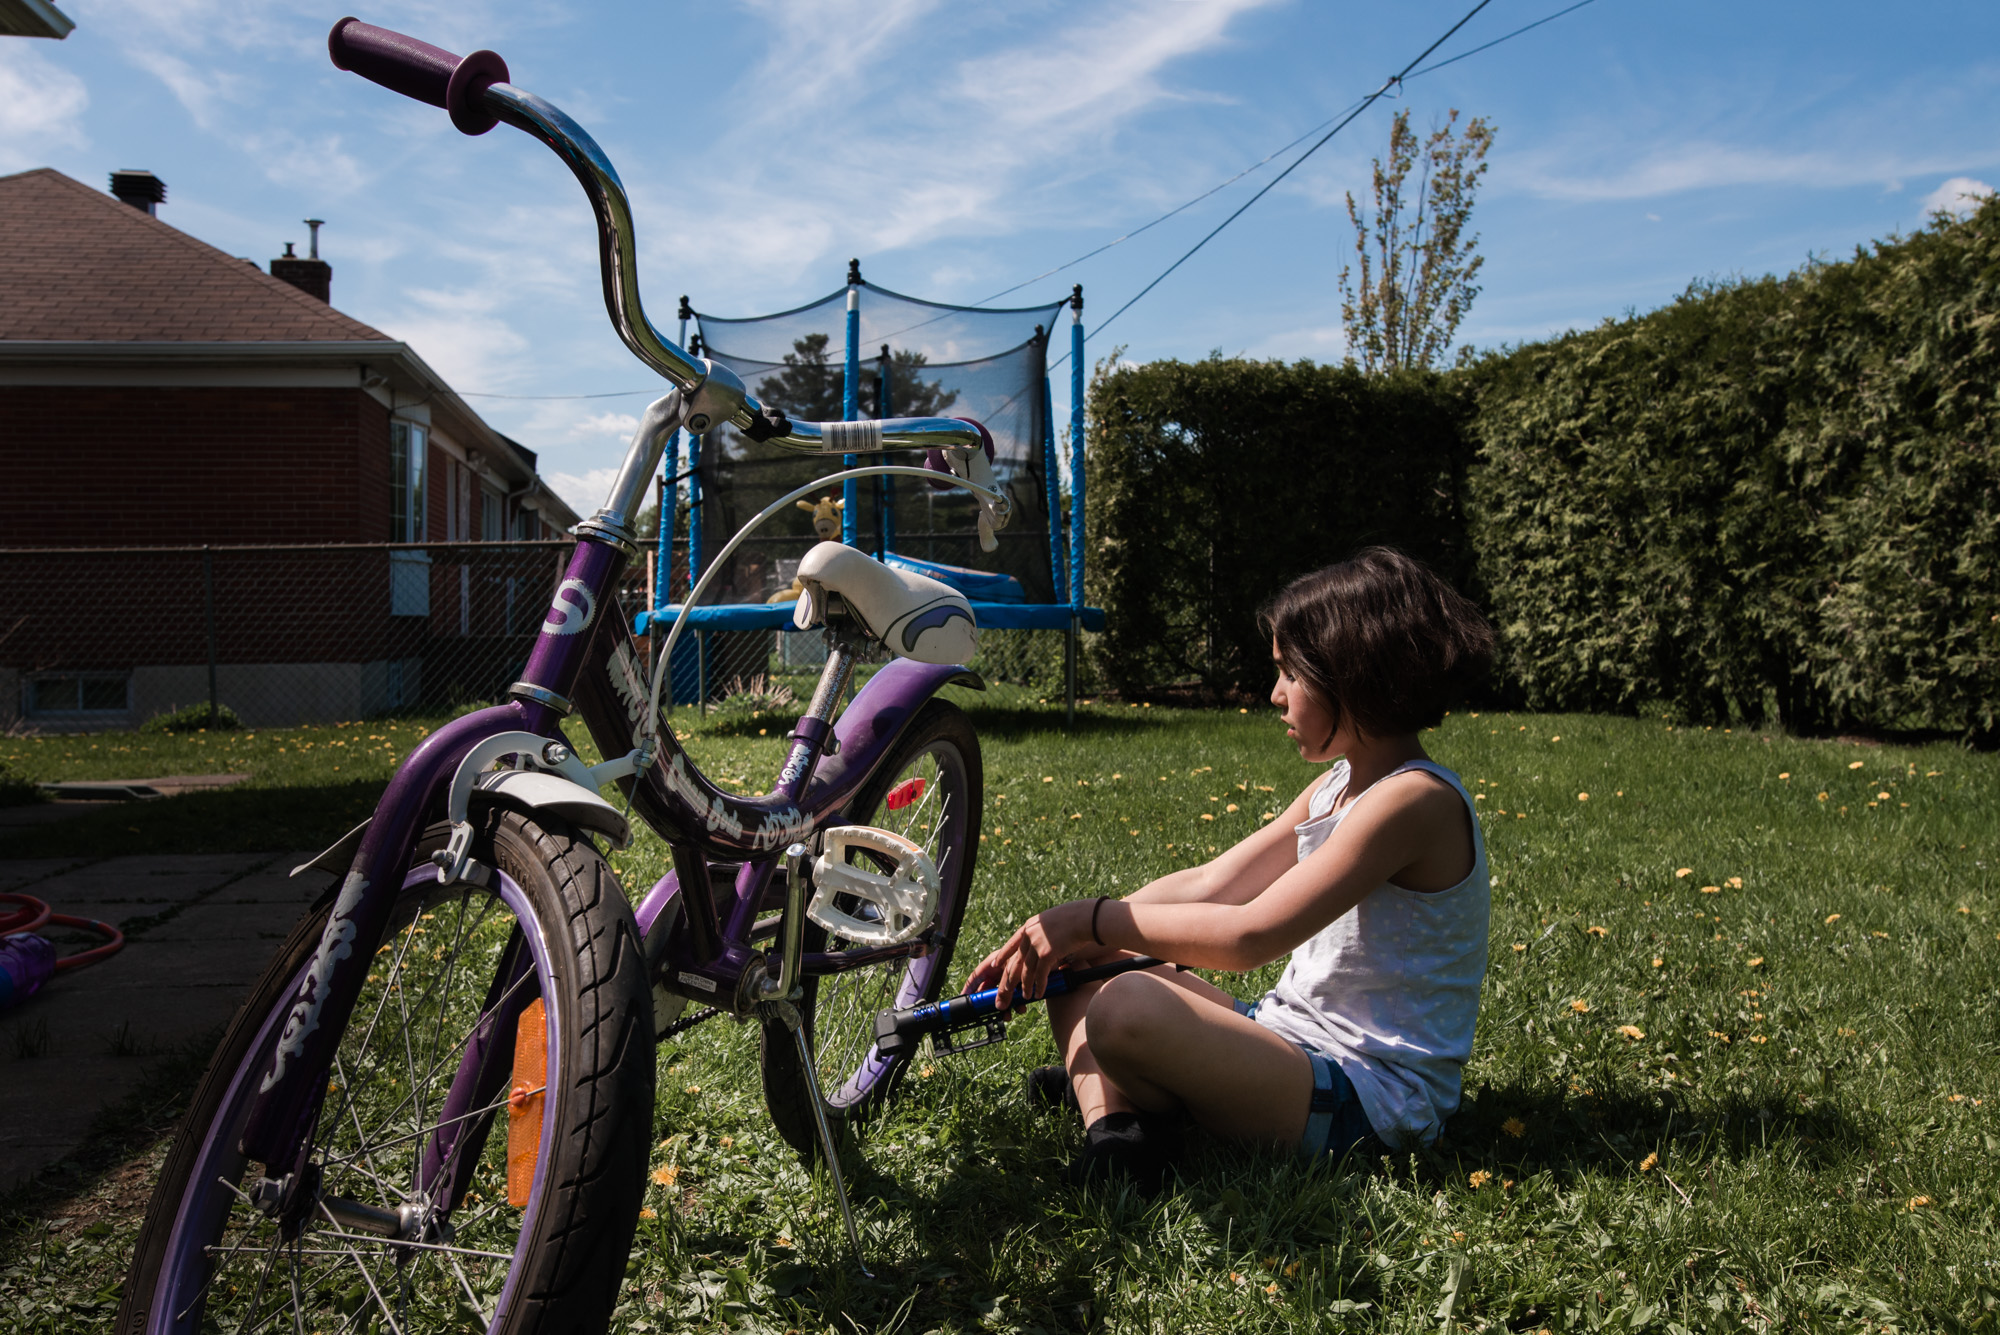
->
[1041,351,1064,603]
[878,343,895,558]
[666,297,689,610]
[1069,285,1086,616]
[842,259,861,546]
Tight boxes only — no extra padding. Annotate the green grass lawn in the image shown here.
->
[4,701,1997,1332]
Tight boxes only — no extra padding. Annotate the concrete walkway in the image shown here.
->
[0,851,335,1191]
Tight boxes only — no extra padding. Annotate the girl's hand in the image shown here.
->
[965,898,1099,1009]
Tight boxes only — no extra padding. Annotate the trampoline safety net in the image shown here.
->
[690,281,1067,606]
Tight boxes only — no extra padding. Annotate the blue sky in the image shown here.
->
[7,0,1998,514]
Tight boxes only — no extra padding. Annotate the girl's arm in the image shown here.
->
[966,775,1323,994]
[983,769,1467,1002]
[1122,775,1324,907]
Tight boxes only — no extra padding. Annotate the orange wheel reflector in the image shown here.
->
[506,997,547,1208]
[885,777,926,811]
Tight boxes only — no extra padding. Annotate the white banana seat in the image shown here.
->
[792,541,978,665]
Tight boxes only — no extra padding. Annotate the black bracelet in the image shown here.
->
[1090,896,1109,947]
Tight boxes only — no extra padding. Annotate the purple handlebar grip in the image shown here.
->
[328,17,509,136]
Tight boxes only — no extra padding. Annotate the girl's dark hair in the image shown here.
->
[1259,547,1494,741]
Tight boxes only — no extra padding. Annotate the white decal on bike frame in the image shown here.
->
[542,578,597,636]
[660,751,811,850]
[610,640,650,730]
[260,869,367,1094]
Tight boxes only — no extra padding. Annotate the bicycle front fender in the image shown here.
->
[238,699,563,1168]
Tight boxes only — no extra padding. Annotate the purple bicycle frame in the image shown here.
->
[239,531,974,1168]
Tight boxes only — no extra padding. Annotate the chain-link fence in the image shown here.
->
[1,542,1082,734]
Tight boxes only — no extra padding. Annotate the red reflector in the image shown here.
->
[885,777,926,811]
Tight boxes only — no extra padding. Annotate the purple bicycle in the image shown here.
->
[118,19,1016,1334]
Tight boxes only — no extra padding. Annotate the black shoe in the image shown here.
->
[1025,1065,1079,1114]
[1070,1112,1180,1197]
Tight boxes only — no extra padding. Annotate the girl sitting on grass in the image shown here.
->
[967,547,1496,1189]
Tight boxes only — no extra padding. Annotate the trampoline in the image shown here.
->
[634,265,1104,721]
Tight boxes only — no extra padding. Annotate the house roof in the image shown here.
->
[0,167,393,342]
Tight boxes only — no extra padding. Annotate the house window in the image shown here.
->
[482,485,505,541]
[443,460,473,542]
[514,508,540,540]
[26,673,129,717]
[389,421,428,542]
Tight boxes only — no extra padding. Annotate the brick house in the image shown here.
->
[0,167,582,729]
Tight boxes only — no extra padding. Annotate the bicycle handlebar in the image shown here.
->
[327,18,510,136]
[325,17,1001,472]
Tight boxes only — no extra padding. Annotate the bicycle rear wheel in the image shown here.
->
[117,808,653,1335]
[760,698,981,1160]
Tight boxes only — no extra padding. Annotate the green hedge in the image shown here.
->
[1468,200,2000,733]
[1085,200,2000,732]
[1085,357,1474,697]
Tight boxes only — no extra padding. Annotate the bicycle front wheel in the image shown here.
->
[117,808,653,1335]
[760,698,981,1160]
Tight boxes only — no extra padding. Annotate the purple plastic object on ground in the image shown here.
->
[0,933,55,1012]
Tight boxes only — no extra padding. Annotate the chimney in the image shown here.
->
[109,169,166,215]
[270,219,331,303]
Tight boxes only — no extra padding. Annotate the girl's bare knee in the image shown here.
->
[1085,973,1174,1065]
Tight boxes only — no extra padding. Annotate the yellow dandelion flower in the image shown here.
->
[1709,1031,1730,1043]
[1747,957,1765,967]
[1513,942,1527,953]
[1906,1195,1932,1210]
[1652,956,1664,967]
[1284,1261,1301,1278]
[639,1207,657,1219]
[1675,868,1693,878]
[1260,811,1276,821]
[1226,803,1239,812]
[1617,1025,1646,1040]
[1837,1027,1856,1036]
[1570,999,1591,1014]
[1726,876,1743,888]
[684,1083,701,1095]
[1639,1152,1658,1172]
[1849,760,1865,769]
[1502,1117,1526,1137]
[1825,913,1841,924]
[1469,1170,1492,1188]
[1042,776,1054,783]
[1503,1179,1516,1191]
[1587,925,1608,937]
[719,1136,733,1149]
[1700,885,1721,894]
[1749,1035,1768,1044]
[1818,791,1830,800]
[1947,1093,1966,1103]
[1778,772,1791,780]
[1578,792,1589,801]
[1201,813,1214,821]
[651,1165,679,1186]
[1264,1282,1279,1296]
[921,1063,936,1078]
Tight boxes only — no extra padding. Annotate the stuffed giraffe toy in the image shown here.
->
[767,495,844,603]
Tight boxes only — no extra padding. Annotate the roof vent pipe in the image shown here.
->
[109,170,166,215]
[271,219,332,303]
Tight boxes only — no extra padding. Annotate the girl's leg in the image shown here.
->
[1086,971,1315,1146]
[1046,965,1314,1146]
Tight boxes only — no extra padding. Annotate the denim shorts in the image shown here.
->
[1236,998,1385,1160]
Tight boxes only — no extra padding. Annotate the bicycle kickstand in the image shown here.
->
[761,997,873,1279]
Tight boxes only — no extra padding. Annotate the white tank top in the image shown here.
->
[1250,758,1488,1148]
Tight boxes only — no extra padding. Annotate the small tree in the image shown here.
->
[1339,108,1495,372]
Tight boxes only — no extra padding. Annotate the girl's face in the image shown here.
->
[1270,638,1348,762]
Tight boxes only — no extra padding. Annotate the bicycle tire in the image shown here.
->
[759,697,981,1161]
[116,807,654,1335]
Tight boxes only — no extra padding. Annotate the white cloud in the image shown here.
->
[569,412,640,439]
[543,466,621,519]
[0,43,90,171]
[1920,176,1994,217]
